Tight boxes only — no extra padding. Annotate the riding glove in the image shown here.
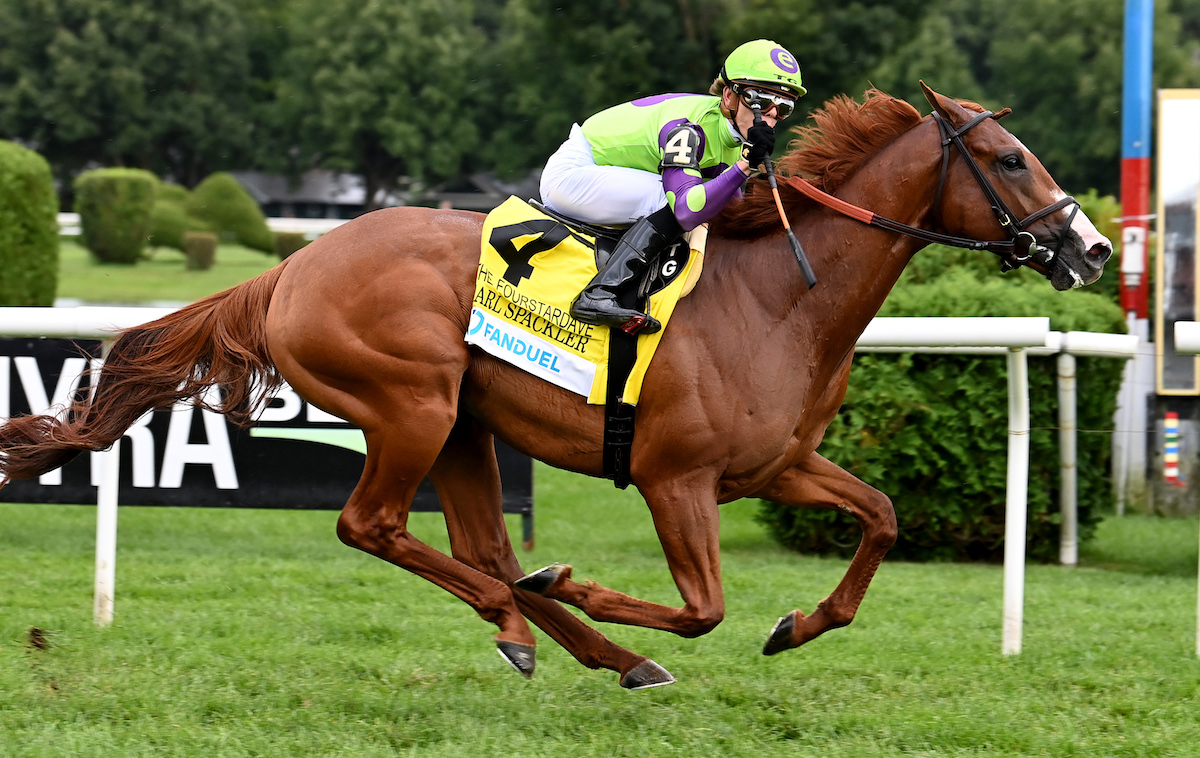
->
[741,123,776,169]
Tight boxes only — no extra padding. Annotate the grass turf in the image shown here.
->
[54,241,278,306]
[21,236,1200,754]
[2,464,1198,757]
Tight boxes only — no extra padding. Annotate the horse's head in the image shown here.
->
[920,82,1112,290]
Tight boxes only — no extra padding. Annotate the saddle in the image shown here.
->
[528,201,692,489]
[529,200,691,285]
[471,196,705,489]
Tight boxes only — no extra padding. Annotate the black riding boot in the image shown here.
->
[570,207,681,335]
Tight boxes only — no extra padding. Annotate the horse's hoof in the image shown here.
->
[619,659,676,690]
[496,640,536,679]
[762,611,797,656]
[513,563,571,595]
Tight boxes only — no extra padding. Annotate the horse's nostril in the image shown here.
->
[1087,244,1111,261]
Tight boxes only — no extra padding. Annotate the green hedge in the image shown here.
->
[274,231,308,260]
[148,183,210,251]
[0,141,58,306]
[157,183,189,205]
[74,168,157,264]
[182,231,218,271]
[758,258,1127,563]
[186,173,274,253]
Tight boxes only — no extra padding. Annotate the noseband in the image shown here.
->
[785,109,1081,274]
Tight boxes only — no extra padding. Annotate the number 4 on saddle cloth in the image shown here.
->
[466,196,707,486]
[467,195,705,405]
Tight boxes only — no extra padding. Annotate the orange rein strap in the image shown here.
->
[783,175,1023,255]
[784,176,876,224]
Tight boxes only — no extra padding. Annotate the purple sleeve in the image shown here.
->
[662,163,749,231]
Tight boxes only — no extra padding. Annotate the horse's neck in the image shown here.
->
[803,128,938,336]
[697,122,938,380]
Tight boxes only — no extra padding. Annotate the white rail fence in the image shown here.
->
[57,213,346,239]
[0,310,1136,654]
[1174,321,1200,354]
[857,319,1137,655]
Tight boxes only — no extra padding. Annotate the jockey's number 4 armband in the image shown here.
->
[659,125,702,171]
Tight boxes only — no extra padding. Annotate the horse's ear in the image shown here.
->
[919,80,974,128]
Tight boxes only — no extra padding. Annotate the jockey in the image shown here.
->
[540,39,806,334]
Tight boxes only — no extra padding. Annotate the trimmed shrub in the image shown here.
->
[758,260,1127,563]
[186,172,274,253]
[157,183,190,205]
[0,141,58,306]
[182,231,218,271]
[274,231,309,260]
[148,183,210,251]
[74,168,157,264]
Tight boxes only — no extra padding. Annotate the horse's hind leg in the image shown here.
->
[752,452,898,655]
[428,417,674,689]
[335,423,537,673]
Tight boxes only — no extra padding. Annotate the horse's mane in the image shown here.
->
[711,88,926,238]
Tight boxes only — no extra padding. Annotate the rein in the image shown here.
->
[784,110,1079,272]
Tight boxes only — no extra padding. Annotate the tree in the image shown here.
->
[940,0,1200,196]
[0,0,259,188]
[952,0,1124,195]
[717,0,929,122]
[276,0,486,209]
[1175,0,1200,40]
[473,0,709,177]
[859,14,984,110]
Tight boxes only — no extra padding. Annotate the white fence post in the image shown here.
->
[93,439,120,626]
[1057,352,1078,566]
[1003,348,1031,655]
[92,341,120,626]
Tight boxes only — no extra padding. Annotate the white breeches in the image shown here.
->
[539,124,667,226]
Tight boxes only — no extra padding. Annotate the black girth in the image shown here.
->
[528,199,674,489]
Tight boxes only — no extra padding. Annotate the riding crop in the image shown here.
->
[750,102,819,289]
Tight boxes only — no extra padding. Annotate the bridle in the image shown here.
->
[785,108,1080,273]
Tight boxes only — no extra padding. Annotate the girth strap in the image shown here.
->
[603,294,640,490]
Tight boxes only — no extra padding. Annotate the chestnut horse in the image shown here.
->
[0,84,1111,689]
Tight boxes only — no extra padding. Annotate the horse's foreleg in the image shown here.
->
[429,418,673,689]
[517,474,726,640]
[751,452,897,655]
[336,424,537,673]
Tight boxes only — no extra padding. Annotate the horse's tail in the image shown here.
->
[0,260,292,485]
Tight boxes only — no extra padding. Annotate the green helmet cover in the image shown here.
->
[721,39,806,98]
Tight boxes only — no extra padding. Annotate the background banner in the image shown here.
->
[0,337,532,516]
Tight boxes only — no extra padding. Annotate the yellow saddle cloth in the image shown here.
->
[466,196,705,405]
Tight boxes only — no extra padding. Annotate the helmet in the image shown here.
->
[720,39,806,98]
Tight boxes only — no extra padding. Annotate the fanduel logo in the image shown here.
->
[465,307,596,397]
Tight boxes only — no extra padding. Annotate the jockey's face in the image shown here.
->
[723,87,782,140]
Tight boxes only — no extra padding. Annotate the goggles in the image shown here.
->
[737,86,796,119]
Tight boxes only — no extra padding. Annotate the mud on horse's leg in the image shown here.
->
[752,453,897,655]
[430,418,668,688]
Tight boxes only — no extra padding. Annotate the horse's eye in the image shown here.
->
[1001,154,1026,172]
